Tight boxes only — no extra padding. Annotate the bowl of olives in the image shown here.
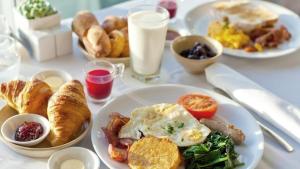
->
[171,35,223,74]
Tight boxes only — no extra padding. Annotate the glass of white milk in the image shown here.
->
[128,5,169,82]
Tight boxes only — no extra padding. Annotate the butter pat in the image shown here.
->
[60,159,85,169]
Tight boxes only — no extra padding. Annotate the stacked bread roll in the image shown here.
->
[72,11,129,58]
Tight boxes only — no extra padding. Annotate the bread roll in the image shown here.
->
[85,25,111,58]
[72,11,99,38]
[108,30,125,58]
[120,27,129,57]
[102,16,127,33]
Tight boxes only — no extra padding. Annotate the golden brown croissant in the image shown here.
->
[0,80,53,118]
[47,80,91,146]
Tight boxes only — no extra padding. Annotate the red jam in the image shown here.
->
[15,121,43,142]
[159,0,177,19]
[85,69,113,100]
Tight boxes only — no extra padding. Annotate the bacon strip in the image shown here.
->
[101,112,133,163]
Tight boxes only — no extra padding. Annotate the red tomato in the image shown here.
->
[178,94,218,119]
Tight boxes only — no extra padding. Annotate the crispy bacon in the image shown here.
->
[255,25,291,48]
[102,112,133,163]
[108,144,128,162]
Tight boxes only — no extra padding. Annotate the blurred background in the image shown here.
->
[0,0,300,19]
[34,0,300,18]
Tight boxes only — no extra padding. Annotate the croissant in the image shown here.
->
[47,80,91,146]
[0,80,53,118]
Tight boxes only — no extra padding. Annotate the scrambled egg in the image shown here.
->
[208,20,250,49]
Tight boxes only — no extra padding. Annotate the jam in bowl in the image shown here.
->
[1,114,50,146]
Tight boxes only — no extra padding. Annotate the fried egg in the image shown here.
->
[118,103,211,147]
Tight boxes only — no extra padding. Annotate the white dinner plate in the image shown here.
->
[184,0,300,59]
[91,84,264,169]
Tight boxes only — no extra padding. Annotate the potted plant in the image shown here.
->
[14,0,60,30]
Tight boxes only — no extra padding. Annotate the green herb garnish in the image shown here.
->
[183,132,244,169]
[166,124,174,134]
[177,122,185,128]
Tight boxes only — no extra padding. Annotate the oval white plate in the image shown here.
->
[184,0,300,59]
[91,84,264,169]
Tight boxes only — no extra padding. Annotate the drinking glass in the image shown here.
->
[0,35,21,83]
[0,15,11,35]
[128,4,169,82]
[84,60,124,103]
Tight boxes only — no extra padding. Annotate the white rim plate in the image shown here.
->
[91,84,264,169]
[184,0,300,59]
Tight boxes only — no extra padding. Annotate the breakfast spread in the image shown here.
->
[72,11,129,59]
[3,0,298,168]
[180,42,216,60]
[208,0,292,52]
[101,93,245,169]
[15,121,43,142]
[0,80,91,147]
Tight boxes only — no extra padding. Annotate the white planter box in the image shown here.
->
[14,8,61,30]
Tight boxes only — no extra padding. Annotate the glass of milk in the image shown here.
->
[128,5,169,82]
[0,35,21,83]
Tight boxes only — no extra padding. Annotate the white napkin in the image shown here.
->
[205,63,300,144]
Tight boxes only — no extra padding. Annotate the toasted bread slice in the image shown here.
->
[212,0,278,32]
[128,137,181,169]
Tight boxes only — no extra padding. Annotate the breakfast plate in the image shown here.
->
[184,0,300,59]
[91,84,264,169]
[0,105,91,158]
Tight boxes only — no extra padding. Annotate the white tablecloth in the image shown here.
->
[1,0,300,169]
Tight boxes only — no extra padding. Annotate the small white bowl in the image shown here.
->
[48,147,100,169]
[1,114,50,146]
[31,69,72,91]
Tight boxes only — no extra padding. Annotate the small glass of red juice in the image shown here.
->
[84,60,124,102]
